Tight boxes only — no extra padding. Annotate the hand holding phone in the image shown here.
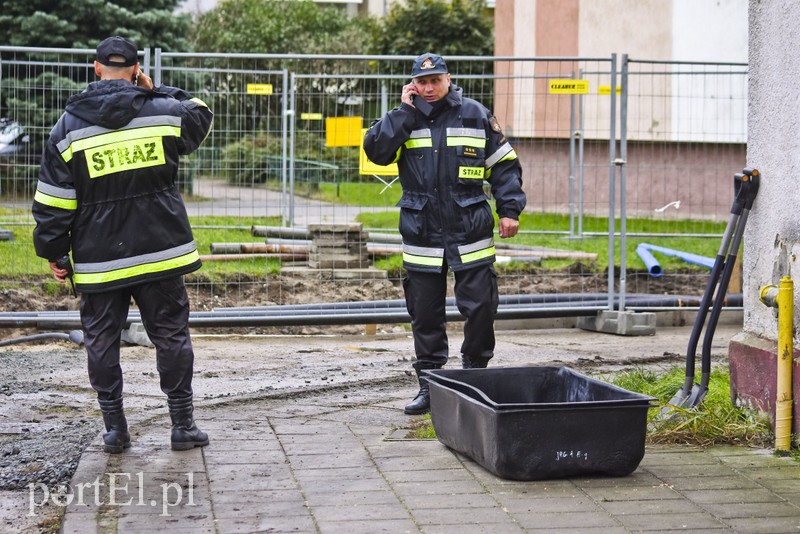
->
[412,95,434,117]
[401,82,417,106]
[403,82,433,116]
[133,67,154,90]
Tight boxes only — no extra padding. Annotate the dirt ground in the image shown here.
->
[0,267,714,532]
[1,264,709,318]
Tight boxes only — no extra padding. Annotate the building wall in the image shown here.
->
[513,139,745,219]
[578,0,671,58]
[673,0,748,62]
[495,0,748,142]
[743,0,800,335]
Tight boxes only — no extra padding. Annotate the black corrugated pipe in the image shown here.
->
[0,293,740,319]
[0,330,84,347]
[216,293,611,312]
[0,294,741,329]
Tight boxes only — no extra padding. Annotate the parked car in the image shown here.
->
[0,118,30,158]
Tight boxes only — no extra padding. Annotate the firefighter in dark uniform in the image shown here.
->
[32,36,213,453]
[364,53,526,415]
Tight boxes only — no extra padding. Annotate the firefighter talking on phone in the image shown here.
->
[363,53,526,415]
[32,36,213,453]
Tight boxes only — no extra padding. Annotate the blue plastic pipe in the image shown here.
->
[635,244,663,277]
[636,243,715,278]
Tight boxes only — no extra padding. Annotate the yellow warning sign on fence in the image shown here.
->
[246,83,273,95]
[548,79,589,94]
[325,116,363,147]
[301,113,323,120]
[359,129,398,176]
[598,85,621,95]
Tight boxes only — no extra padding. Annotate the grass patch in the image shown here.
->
[608,366,773,448]
[318,181,403,207]
[36,507,64,534]
[404,413,437,439]
[3,189,727,278]
[0,214,285,279]
[358,209,727,273]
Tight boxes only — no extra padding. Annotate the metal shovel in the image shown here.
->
[661,168,760,416]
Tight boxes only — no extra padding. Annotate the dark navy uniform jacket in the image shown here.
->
[32,79,212,293]
[364,84,525,272]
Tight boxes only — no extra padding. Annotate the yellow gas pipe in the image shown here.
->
[759,276,794,452]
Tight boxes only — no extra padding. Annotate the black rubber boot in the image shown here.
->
[404,365,440,415]
[470,356,490,369]
[98,398,131,454]
[404,376,430,415]
[167,395,209,451]
[462,355,490,369]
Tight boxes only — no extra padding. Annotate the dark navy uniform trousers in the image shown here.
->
[402,262,499,370]
[79,277,195,401]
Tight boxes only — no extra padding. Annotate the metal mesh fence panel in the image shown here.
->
[0,47,747,324]
[620,57,748,302]
[1,47,103,295]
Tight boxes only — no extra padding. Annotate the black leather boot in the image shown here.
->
[167,395,209,451]
[462,355,490,369]
[404,364,440,415]
[472,356,490,368]
[98,398,131,454]
[404,376,430,415]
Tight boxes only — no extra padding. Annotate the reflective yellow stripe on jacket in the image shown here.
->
[56,116,181,179]
[458,237,495,264]
[33,181,77,210]
[58,117,182,162]
[446,127,487,149]
[485,143,518,179]
[402,243,445,268]
[404,128,433,150]
[73,242,199,285]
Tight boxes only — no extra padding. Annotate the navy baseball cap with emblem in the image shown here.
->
[96,36,138,67]
[411,53,448,78]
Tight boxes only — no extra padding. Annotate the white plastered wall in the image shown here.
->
[745,0,800,338]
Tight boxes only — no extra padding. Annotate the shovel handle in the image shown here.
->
[732,168,760,214]
[741,167,760,209]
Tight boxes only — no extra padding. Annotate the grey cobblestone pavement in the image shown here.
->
[53,323,800,534]
[60,383,800,534]
[12,325,800,534]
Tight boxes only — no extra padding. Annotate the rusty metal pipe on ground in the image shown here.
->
[200,254,308,262]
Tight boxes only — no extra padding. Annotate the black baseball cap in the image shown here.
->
[96,36,138,67]
[411,53,448,78]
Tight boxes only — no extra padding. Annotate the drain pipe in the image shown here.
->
[0,330,84,347]
[759,276,794,452]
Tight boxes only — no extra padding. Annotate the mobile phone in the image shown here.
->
[133,69,140,86]
[412,95,433,117]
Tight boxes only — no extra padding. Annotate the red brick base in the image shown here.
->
[728,332,800,435]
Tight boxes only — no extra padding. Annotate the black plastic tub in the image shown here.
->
[423,366,657,481]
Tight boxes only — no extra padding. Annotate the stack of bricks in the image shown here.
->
[307,223,369,270]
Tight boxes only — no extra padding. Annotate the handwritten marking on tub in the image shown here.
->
[555,450,589,461]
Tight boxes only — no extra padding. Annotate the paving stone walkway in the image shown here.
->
[60,382,800,533]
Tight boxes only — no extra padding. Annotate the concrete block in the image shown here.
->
[577,310,656,336]
[121,322,154,347]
